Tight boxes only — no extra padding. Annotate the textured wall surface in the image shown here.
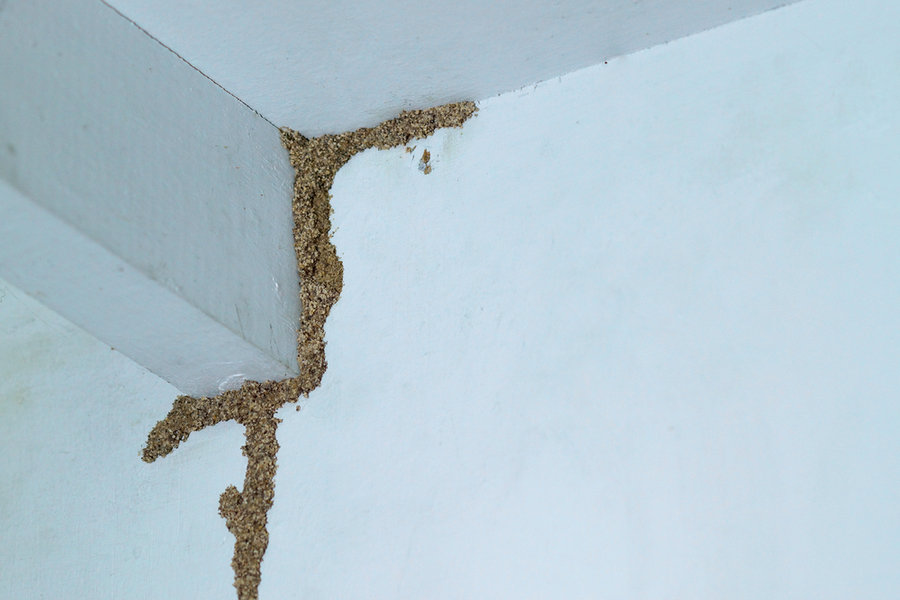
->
[2,0,899,597]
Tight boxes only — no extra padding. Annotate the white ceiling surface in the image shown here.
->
[105,0,797,135]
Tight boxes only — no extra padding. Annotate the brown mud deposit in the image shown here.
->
[142,101,476,600]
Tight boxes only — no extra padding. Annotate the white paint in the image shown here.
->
[0,180,293,395]
[3,0,900,598]
[0,0,300,393]
[104,0,796,134]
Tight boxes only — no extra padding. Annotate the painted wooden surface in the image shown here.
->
[0,180,295,394]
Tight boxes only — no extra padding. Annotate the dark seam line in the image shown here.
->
[98,0,279,129]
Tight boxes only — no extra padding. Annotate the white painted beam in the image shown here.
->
[0,180,294,394]
[0,0,300,394]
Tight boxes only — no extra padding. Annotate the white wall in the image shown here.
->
[0,277,246,598]
[2,0,899,598]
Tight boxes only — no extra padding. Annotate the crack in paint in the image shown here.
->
[142,101,477,600]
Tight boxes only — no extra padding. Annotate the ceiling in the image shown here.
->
[103,0,797,135]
